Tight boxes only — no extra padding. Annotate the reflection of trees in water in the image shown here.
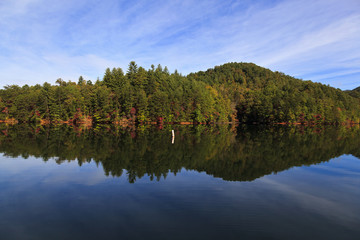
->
[0,124,359,182]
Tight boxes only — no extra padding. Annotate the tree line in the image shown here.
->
[0,62,359,124]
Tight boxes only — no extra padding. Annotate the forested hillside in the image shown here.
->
[347,86,360,98]
[0,62,359,124]
[189,63,360,123]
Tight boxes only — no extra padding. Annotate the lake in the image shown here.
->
[0,124,359,239]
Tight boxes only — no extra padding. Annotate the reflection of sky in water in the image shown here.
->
[0,154,359,240]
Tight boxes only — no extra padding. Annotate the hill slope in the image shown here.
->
[0,62,359,124]
[347,86,360,98]
[189,62,360,123]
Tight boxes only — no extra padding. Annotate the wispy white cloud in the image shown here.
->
[0,0,359,89]
[0,0,40,19]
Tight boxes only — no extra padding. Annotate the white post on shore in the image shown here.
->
[171,130,175,144]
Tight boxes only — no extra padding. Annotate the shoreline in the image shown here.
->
[0,119,359,126]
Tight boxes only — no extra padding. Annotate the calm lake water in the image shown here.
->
[0,124,359,240]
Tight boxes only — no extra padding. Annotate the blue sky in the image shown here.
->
[0,0,359,90]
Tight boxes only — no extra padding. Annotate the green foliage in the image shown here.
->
[190,62,360,124]
[0,62,359,124]
[346,86,360,99]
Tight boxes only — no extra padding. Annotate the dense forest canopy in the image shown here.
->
[346,86,360,99]
[0,62,359,124]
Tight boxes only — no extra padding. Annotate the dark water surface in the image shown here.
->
[0,124,359,239]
